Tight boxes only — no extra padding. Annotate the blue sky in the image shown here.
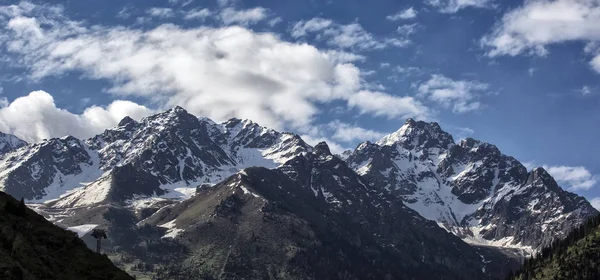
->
[1,0,600,204]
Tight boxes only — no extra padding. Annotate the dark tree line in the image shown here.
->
[506,214,600,280]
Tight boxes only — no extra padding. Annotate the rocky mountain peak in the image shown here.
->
[345,119,597,253]
[144,106,199,129]
[0,131,26,154]
[117,116,136,127]
[458,137,501,156]
[526,167,559,189]
[376,119,455,149]
[313,141,331,155]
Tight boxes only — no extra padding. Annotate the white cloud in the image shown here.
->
[481,0,600,72]
[589,197,600,211]
[325,50,366,63]
[219,7,268,25]
[291,18,413,50]
[528,67,537,77]
[416,74,489,113]
[291,18,332,38]
[543,165,597,191]
[0,91,153,142]
[426,0,494,13]
[0,2,429,139]
[592,55,600,73]
[328,120,386,143]
[117,6,134,19]
[146,7,175,18]
[579,85,593,96]
[453,126,475,140]
[183,8,211,20]
[387,7,418,21]
[347,90,430,119]
[268,17,282,27]
[397,23,419,36]
[168,0,193,6]
[395,66,421,76]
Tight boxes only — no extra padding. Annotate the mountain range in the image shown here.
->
[0,106,596,279]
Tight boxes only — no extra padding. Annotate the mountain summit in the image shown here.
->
[346,120,597,253]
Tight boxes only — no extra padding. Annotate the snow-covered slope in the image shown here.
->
[0,136,102,201]
[345,119,597,253]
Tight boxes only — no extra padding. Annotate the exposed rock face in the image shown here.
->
[345,119,597,252]
[0,132,26,154]
[142,144,517,279]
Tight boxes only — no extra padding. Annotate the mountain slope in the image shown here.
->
[509,214,600,279]
[0,132,26,155]
[0,191,132,280]
[345,119,597,252]
[0,136,101,201]
[142,143,518,279]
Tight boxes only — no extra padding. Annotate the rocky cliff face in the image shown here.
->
[345,119,597,252]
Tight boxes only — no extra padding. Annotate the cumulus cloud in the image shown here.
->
[481,0,600,72]
[425,0,494,13]
[327,120,386,143]
[543,165,597,191]
[0,2,429,140]
[291,18,414,50]
[416,74,489,113]
[386,7,418,21]
[0,91,153,142]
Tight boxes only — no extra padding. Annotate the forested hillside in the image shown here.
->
[509,214,600,280]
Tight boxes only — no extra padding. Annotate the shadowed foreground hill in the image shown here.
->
[0,191,133,280]
[509,215,600,279]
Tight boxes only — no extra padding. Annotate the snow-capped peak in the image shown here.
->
[376,119,454,150]
[346,118,596,254]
